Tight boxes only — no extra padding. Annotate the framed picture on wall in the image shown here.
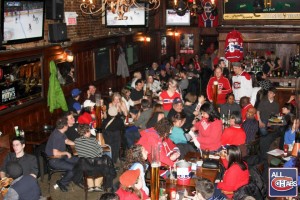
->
[180,34,194,54]
[161,36,167,55]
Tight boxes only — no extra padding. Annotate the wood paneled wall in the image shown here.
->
[0,34,156,140]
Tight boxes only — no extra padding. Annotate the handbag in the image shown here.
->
[202,158,219,169]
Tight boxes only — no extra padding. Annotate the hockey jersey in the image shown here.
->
[198,0,218,28]
[225,30,244,62]
[232,71,252,103]
[206,76,232,104]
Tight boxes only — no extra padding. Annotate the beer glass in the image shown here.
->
[151,145,160,200]
[213,81,218,107]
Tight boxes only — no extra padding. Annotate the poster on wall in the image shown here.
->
[198,0,218,27]
[180,34,194,54]
[161,36,167,55]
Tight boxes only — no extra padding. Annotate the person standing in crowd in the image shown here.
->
[45,117,80,192]
[189,102,222,151]
[219,93,240,117]
[116,169,149,200]
[232,62,252,103]
[257,87,280,136]
[0,137,38,179]
[85,84,97,103]
[130,79,144,105]
[101,106,125,164]
[122,144,149,196]
[67,88,82,115]
[4,162,41,200]
[206,67,232,105]
[159,79,181,113]
[221,112,246,146]
[64,111,80,141]
[217,145,249,199]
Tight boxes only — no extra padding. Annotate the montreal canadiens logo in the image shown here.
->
[271,176,296,191]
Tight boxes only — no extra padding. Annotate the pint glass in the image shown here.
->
[151,146,160,200]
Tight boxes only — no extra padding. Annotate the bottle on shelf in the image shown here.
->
[14,126,20,137]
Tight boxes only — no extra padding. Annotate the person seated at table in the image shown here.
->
[133,99,152,130]
[219,93,240,117]
[45,117,80,192]
[85,84,97,103]
[257,87,280,136]
[206,67,232,105]
[183,92,198,120]
[284,116,299,151]
[67,88,82,116]
[0,136,38,179]
[74,124,103,192]
[4,162,41,200]
[240,96,256,122]
[116,169,149,200]
[189,102,222,151]
[137,118,180,175]
[122,144,149,196]
[130,79,145,105]
[278,103,295,149]
[144,75,161,96]
[221,112,246,146]
[131,71,142,89]
[217,145,249,199]
[101,106,125,164]
[159,78,181,113]
[169,113,195,159]
[194,178,215,200]
[121,87,134,112]
[109,92,128,117]
[78,100,96,127]
[148,62,160,77]
[242,107,259,144]
[146,104,165,129]
[178,69,189,94]
[159,68,171,86]
[283,151,300,186]
[64,111,80,141]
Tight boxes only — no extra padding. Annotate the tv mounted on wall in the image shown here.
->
[1,0,45,44]
[166,9,190,26]
[105,3,148,28]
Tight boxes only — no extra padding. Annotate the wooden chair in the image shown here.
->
[40,151,67,193]
[96,133,112,158]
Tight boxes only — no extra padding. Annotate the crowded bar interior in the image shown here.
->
[0,0,300,199]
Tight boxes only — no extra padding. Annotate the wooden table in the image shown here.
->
[165,152,219,197]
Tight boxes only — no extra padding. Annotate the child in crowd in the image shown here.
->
[116,169,149,200]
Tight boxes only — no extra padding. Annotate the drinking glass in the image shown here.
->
[151,145,160,200]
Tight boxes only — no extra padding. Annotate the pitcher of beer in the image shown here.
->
[151,145,160,200]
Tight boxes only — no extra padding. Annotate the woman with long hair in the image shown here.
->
[122,144,149,195]
[109,92,128,117]
[218,145,249,198]
[159,78,181,112]
[189,102,222,151]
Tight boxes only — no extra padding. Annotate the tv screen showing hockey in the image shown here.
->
[106,3,146,27]
[2,0,44,44]
[166,9,190,26]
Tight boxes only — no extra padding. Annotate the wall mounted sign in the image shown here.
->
[180,34,194,54]
[224,0,300,20]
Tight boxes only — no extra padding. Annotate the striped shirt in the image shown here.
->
[74,137,103,158]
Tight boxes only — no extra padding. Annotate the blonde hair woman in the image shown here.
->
[109,92,128,117]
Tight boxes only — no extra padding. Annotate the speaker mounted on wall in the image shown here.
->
[48,23,69,43]
[46,0,64,20]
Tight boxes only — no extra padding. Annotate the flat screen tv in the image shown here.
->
[105,3,147,28]
[166,9,190,26]
[1,0,45,44]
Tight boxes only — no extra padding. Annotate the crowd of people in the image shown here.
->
[1,52,299,200]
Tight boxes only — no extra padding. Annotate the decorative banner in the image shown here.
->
[64,12,78,26]
[180,34,194,54]
[198,0,218,27]
[161,36,167,55]
[224,30,244,62]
